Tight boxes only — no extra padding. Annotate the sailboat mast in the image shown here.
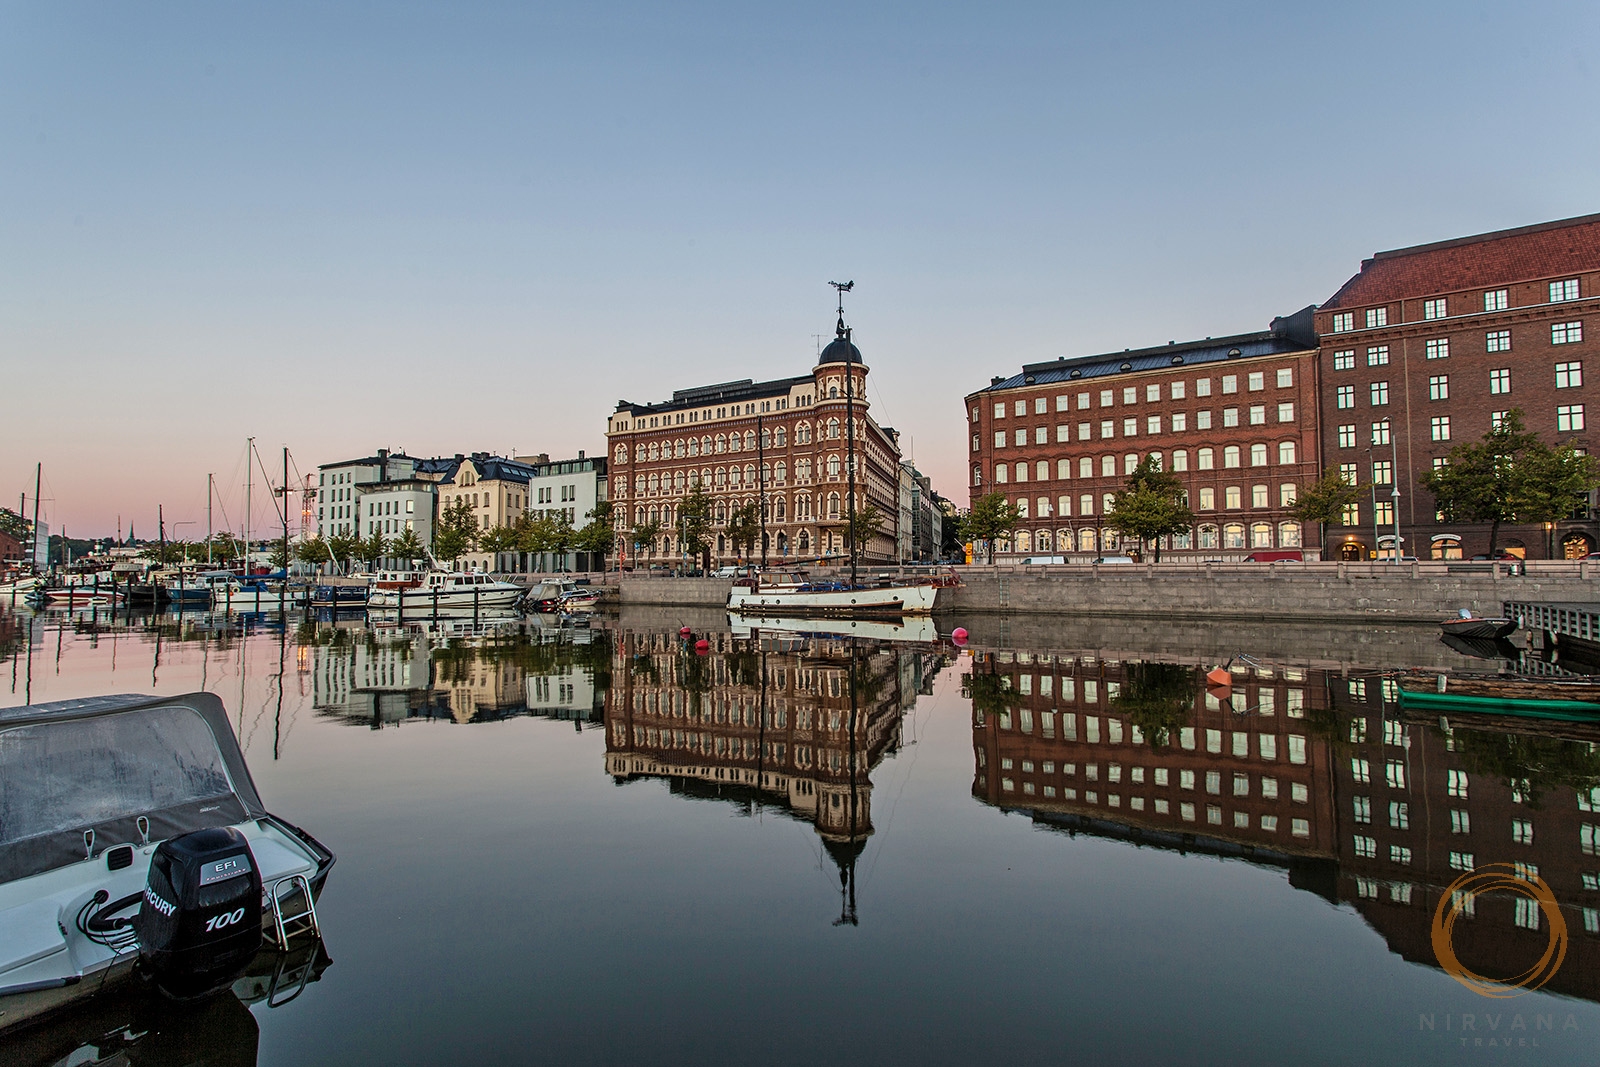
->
[245,437,254,573]
[31,463,41,573]
[207,474,214,564]
[282,446,290,575]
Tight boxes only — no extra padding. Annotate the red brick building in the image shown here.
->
[1315,214,1600,560]
[963,310,1323,559]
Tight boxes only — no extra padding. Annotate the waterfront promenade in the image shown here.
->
[607,560,1599,625]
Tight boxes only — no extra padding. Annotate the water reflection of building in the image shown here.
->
[308,626,609,728]
[967,648,1600,1002]
[970,652,1338,864]
[1333,681,1600,1002]
[605,630,946,862]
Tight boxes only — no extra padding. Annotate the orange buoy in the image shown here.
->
[1205,667,1230,687]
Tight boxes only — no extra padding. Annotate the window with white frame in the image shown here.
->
[1554,321,1584,345]
[1366,308,1388,328]
[1171,412,1187,432]
[1278,402,1294,423]
[1424,298,1447,320]
[1222,375,1238,394]
[1223,446,1241,468]
[1078,423,1091,440]
[1429,375,1449,400]
[1338,424,1356,448]
[1015,399,1027,416]
[1122,417,1137,437]
[1250,443,1268,466]
[1100,390,1114,407]
[1490,367,1511,394]
[1558,362,1583,388]
[1146,384,1161,402]
[1331,312,1353,333]
[1277,368,1293,387]
[1431,416,1451,442]
[1484,288,1508,311]
[1339,463,1358,485]
[1368,346,1389,366]
[1100,420,1114,439]
[1056,424,1070,442]
[1551,279,1580,303]
[1056,395,1069,412]
[1198,487,1215,509]
[1035,396,1048,414]
[1172,449,1189,471]
[1197,410,1212,429]
[1147,415,1161,434]
[1487,329,1511,352]
[1333,350,1355,371]
[1491,410,1510,429]
[1558,405,1586,432]
[1336,385,1354,409]
[1248,372,1265,391]
[994,402,1006,418]
[1035,426,1048,444]
[1014,428,1026,446]
[1370,381,1389,406]
[1078,393,1091,409]
[1252,484,1269,507]
[1223,407,1240,428]
[994,431,1006,448]
[1372,420,1391,446]
[1249,405,1266,426]
[1122,386,1137,405]
[1425,338,1449,360]
[1225,486,1242,508]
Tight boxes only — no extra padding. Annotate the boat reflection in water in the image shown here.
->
[604,624,950,923]
[4,938,331,1067]
[965,647,1600,1003]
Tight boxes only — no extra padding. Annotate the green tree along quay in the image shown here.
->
[326,532,361,573]
[478,524,520,556]
[628,518,664,562]
[1289,467,1366,558]
[1421,409,1600,556]
[0,507,29,540]
[573,501,615,568]
[1106,456,1194,562]
[432,498,480,565]
[358,530,389,567]
[847,502,885,554]
[959,493,1021,564]
[676,488,714,569]
[294,536,329,566]
[390,527,424,563]
[726,501,761,561]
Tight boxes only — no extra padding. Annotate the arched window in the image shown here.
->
[760,428,771,448]
[648,442,660,461]
[1148,452,1163,471]
[688,438,699,457]
[701,436,711,455]
[1198,448,1214,470]
[615,444,628,463]
[717,534,726,552]
[729,467,742,486]
[1223,446,1241,468]
[776,498,786,521]
[634,506,644,525]
[827,454,841,477]
[760,463,770,485]
[745,464,757,485]
[728,433,740,453]
[796,422,811,444]
[1250,443,1268,466]
[1078,528,1097,551]
[634,444,645,462]
[715,500,726,522]
[1079,457,1093,478]
[1171,528,1192,550]
[1016,530,1033,551]
[1017,498,1030,519]
[774,426,787,447]
[1172,449,1189,472]
[715,468,726,487]
[1124,453,1138,475]
[827,493,840,519]
[1015,462,1028,482]
[1036,459,1049,480]
[715,434,726,454]
[1101,455,1116,477]
[1277,441,1296,464]
[1036,530,1053,551]
[1251,522,1273,548]
[827,418,840,440]
[799,530,810,551]
[1278,522,1302,547]
[744,431,756,450]
[634,474,645,494]
[1058,458,1071,480]
[648,473,659,492]
[648,506,659,524]
[829,386,838,398]
[1223,523,1246,549]
[1198,524,1219,549]
[774,461,787,483]
[798,458,812,481]
[673,439,684,459]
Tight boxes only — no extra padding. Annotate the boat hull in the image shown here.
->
[728,612,938,642]
[1397,686,1600,720]
[368,588,522,611]
[728,583,937,615]
[1441,617,1516,640]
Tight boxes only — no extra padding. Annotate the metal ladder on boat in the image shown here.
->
[267,874,321,950]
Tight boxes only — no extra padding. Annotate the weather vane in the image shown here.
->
[828,280,854,336]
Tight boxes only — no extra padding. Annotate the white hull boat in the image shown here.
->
[0,693,334,1033]
[727,612,939,643]
[368,571,523,611]
[728,581,938,616]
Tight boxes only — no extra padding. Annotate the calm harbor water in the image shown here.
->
[4,603,1600,1065]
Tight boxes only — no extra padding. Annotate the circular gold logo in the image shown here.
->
[1431,864,1567,997]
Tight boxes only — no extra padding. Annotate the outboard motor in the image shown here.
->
[133,827,263,999]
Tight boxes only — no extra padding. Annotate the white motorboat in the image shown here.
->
[0,692,334,1032]
[727,612,939,643]
[367,570,523,612]
[727,571,941,616]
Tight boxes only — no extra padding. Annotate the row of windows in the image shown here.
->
[1330,322,1582,367]
[620,420,858,462]
[986,779,1313,835]
[985,405,1297,448]
[1005,482,1301,519]
[1328,280,1583,333]
[630,489,865,526]
[983,443,1301,486]
[982,369,1297,421]
[1003,522,1302,551]
[1331,404,1586,452]
[632,457,853,494]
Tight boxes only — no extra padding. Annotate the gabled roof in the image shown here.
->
[1324,213,1600,309]
[444,456,535,486]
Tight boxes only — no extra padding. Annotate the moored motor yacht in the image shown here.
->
[367,570,523,611]
[727,569,943,616]
[0,692,335,1032]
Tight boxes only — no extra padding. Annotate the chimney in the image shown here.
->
[577,449,585,460]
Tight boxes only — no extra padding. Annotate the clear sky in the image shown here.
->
[4,1,1597,539]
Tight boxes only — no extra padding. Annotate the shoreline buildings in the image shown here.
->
[605,317,904,567]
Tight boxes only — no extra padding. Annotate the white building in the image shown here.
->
[316,450,422,538]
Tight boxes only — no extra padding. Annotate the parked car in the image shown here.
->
[1244,550,1304,563]
[1019,555,1066,565]
[713,565,755,578]
[1092,555,1137,565]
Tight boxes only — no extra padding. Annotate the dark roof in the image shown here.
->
[976,312,1317,395]
[318,453,414,470]
[619,374,813,417]
[414,457,461,477]
[817,336,862,366]
[528,455,607,477]
[447,456,535,485]
[1324,213,1600,309]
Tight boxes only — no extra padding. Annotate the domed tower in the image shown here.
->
[816,281,870,583]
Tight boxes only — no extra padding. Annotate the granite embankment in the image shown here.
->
[611,562,1597,624]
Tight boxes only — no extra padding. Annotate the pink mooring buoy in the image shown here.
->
[695,638,711,654]
[679,626,692,636]
[951,627,969,646]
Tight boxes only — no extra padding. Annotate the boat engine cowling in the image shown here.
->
[133,827,263,999]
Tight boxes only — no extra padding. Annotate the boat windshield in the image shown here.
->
[0,705,246,881]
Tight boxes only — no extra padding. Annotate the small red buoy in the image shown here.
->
[951,627,968,646]
[1205,667,1230,687]
[679,626,692,636]
[695,638,710,654]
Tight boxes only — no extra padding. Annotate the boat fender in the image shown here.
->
[695,639,710,654]
[951,627,968,646]
[133,827,264,1000]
